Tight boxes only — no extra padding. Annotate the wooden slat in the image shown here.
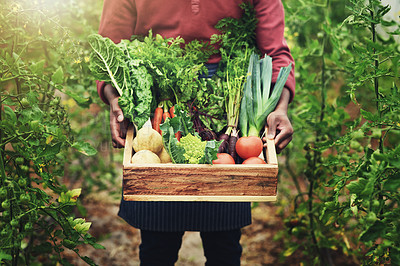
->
[123,164,278,197]
[123,195,277,202]
[122,125,135,167]
[264,126,278,165]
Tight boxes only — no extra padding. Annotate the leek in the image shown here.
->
[239,53,292,137]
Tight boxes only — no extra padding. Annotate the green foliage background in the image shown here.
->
[278,0,400,264]
[0,0,399,265]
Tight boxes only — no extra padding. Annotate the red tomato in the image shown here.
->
[212,153,236,164]
[235,136,263,159]
[242,157,266,164]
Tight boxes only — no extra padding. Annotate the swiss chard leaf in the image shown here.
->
[160,119,186,164]
[88,34,154,128]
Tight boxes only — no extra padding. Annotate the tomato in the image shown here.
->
[2,200,10,210]
[242,157,266,164]
[10,219,19,228]
[20,98,29,107]
[15,157,24,165]
[18,178,27,187]
[235,136,263,160]
[0,188,7,200]
[212,153,235,164]
[20,194,30,204]
[24,222,33,231]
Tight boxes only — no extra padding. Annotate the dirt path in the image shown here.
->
[63,193,296,265]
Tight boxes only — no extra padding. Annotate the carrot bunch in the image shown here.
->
[152,101,181,140]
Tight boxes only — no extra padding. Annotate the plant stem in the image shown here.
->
[0,93,6,187]
[369,6,384,153]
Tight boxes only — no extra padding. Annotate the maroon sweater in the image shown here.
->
[96,0,295,104]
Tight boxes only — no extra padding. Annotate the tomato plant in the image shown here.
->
[0,1,104,265]
[277,0,400,264]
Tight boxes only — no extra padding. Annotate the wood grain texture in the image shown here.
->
[123,124,135,167]
[264,126,278,165]
[122,126,279,202]
[123,195,277,202]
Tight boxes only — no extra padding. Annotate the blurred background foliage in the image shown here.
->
[1,0,399,265]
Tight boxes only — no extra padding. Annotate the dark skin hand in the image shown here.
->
[104,84,129,148]
[263,87,294,154]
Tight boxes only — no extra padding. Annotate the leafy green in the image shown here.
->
[128,31,215,103]
[88,34,153,128]
[190,77,226,134]
[210,2,258,137]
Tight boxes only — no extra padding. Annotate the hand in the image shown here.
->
[262,87,293,154]
[104,84,129,148]
[264,110,293,154]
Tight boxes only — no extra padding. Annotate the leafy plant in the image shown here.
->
[277,0,400,264]
[0,1,103,265]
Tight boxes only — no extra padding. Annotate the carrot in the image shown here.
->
[169,106,176,118]
[169,105,181,141]
[228,134,238,161]
[217,133,229,153]
[163,111,171,122]
[153,106,163,134]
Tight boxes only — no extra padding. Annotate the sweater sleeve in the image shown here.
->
[96,0,137,105]
[253,0,295,102]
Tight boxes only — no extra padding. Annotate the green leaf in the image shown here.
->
[200,139,223,164]
[92,243,106,250]
[81,256,96,266]
[359,220,386,242]
[3,106,16,124]
[74,222,92,234]
[62,89,92,108]
[383,173,400,192]
[59,188,82,203]
[347,178,368,194]
[283,244,300,257]
[38,142,62,159]
[30,59,45,76]
[390,247,400,266]
[160,121,186,164]
[0,251,12,263]
[360,109,378,121]
[51,66,64,84]
[72,141,97,156]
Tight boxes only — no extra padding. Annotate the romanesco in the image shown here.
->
[177,133,206,164]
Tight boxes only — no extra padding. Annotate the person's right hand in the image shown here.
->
[104,84,129,148]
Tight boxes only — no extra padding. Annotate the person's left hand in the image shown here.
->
[262,87,293,154]
[263,110,293,154]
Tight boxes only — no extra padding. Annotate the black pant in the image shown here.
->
[139,229,242,266]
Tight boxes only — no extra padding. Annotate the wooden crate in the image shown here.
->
[122,125,278,202]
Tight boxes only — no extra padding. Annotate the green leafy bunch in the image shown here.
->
[88,34,154,128]
[88,31,216,128]
[128,31,216,103]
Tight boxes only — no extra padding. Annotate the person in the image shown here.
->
[96,0,295,265]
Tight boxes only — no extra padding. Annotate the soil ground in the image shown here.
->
[62,191,297,265]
